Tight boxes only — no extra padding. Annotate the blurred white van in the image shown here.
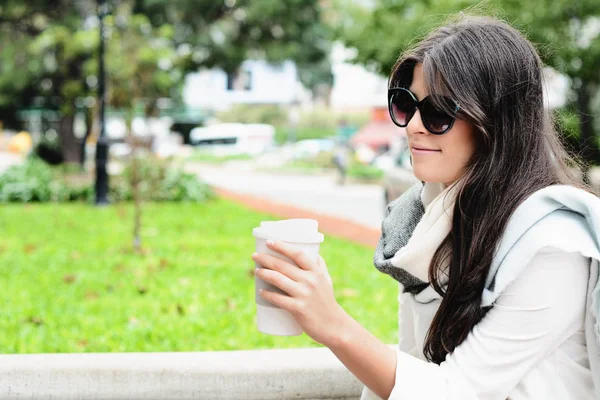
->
[189,123,275,156]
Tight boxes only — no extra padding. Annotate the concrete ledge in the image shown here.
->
[0,348,364,400]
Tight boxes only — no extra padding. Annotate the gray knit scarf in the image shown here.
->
[374,183,428,294]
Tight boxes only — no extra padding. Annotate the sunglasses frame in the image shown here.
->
[388,87,460,135]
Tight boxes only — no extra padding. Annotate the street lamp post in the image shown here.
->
[95,0,110,205]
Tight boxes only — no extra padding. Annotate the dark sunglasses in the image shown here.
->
[388,87,460,135]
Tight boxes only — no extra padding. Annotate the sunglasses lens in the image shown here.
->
[389,90,415,127]
[421,97,456,134]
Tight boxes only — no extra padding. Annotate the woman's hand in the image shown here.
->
[252,240,349,347]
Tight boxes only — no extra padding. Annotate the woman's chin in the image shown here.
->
[412,167,439,183]
[412,167,456,184]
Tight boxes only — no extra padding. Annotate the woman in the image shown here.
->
[252,15,600,399]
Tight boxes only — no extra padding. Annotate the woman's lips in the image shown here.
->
[411,146,441,155]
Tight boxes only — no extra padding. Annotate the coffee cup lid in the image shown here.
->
[252,219,324,244]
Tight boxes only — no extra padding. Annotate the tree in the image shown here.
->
[104,3,185,250]
[0,0,97,163]
[0,0,333,162]
[338,0,600,177]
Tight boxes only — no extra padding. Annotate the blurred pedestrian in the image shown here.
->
[333,144,349,185]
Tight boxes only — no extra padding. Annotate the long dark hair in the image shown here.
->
[390,15,593,364]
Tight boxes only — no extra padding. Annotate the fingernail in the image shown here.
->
[266,240,275,246]
[252,252,258,259]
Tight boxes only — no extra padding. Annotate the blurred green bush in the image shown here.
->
[347,163,384,182]
[0,157,212,203]
[111,157,213,202]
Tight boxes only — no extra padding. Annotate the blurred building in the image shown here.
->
[182,60,309,111]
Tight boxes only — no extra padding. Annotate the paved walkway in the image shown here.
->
[186,162,384,248]
[186,163,385,228]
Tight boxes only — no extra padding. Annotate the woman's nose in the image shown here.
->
[406,109,427,135]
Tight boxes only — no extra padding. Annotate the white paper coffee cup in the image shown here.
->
[252,219,324,336]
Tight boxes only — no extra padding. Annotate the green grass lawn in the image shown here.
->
[0,199,398,353]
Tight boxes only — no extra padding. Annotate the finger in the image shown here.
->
[252,253,305,282]
[319,255,334,285]
[317,255,328,272]
[265,240,317,271]
[254,267,302,297]
[259,289,299,314]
